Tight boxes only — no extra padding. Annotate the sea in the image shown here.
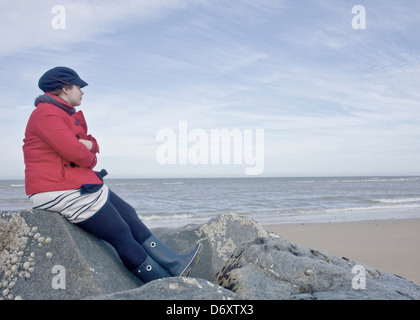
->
[1,176,420,229]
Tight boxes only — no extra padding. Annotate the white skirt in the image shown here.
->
[29,184,109,224]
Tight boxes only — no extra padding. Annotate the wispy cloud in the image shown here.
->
[0,0,195,55]
[1,0,420,178]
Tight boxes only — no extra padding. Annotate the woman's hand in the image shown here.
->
[79,139,93,151]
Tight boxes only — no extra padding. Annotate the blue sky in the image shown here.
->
[1,0,420,179]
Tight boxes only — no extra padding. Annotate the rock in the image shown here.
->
[215,237,420,300]
[0,210,142,300]
[85,277,243,300]
[152,212,270,281]
[0,210,265,300]
[2,209,419,300]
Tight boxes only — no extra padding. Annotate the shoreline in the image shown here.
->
[264,218,420,286]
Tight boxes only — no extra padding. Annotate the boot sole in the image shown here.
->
[178,243,203,277]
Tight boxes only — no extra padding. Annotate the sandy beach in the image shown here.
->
[264,218,420,286]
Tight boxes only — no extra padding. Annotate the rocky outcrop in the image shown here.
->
[0,210,142,300]
[215,237,420,300]
[152,212,270,281]
[0,210,266,300]
[85,277,243,300]
[1,210,419,300]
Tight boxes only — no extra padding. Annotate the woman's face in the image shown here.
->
[61,85,84,107]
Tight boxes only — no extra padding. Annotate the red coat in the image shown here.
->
[23,93,103,195]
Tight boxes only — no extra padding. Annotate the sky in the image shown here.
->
[1,0,420,179]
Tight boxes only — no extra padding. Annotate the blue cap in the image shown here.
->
[38,66,88,92]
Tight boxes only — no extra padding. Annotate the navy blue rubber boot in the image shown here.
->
[132,255,171,283]
[141,235,202,277]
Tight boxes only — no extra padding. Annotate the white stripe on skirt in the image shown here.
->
[29,184,109,224]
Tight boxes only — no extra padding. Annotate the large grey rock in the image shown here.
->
[0,210,266,300]
[0,210,142,300]
[85,277,243,300]
[2,209,419,300]
[215,237,420,300]
[152,212,270,281]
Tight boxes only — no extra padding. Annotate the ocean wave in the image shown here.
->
[323,203,420,213]
[107,183,152,186]
[271,201,420,217]
[363,178,420,182]
[371,197,420,204]
[139,213,193,221]
[328,177,420,183]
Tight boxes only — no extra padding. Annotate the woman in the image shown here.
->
[23,66,202,283]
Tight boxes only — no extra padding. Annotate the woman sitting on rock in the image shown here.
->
[22,66,202,283]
